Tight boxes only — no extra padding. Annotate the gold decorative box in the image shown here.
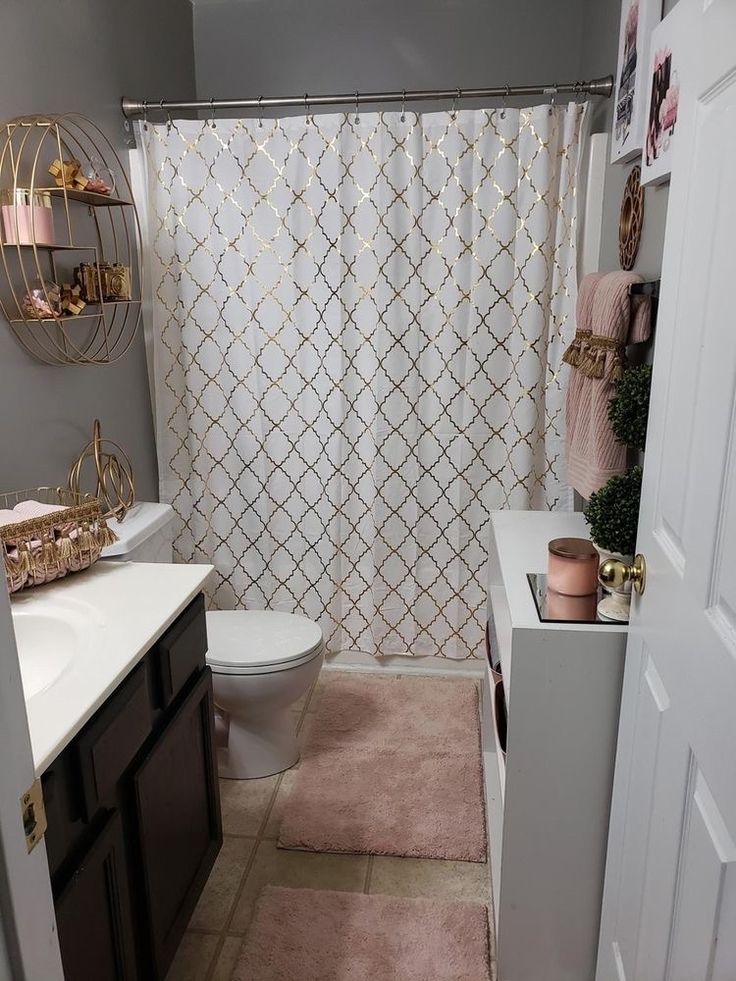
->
[75,262,132,303]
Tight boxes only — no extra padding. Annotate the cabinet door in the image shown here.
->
[154,593,208,709]
[55,810,138,981]
[133,668,222,979]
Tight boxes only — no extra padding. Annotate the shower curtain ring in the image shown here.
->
[209,97,217,129]
[258,95,264,128]
[159,99,171,134]
[501,84,509,119]
[452,87,461,119]
[354,91,360,125]
[548,86,557,115]
[400,89,406,123]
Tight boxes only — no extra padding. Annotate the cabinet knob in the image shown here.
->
[598,553,647,596]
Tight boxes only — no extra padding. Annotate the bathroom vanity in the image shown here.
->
[12,561,218,981]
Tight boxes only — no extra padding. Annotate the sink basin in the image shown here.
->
[12,611,78,700]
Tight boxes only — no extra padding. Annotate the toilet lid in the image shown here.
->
[205,610,324,673]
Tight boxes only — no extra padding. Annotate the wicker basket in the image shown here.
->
[0,487,117,594]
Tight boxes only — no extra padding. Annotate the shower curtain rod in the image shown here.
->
[120,74,613,118]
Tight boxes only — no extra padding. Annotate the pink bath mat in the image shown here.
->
[233,886,492,981]
[278,673,487,862]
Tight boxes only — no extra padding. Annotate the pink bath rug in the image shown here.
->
[278,673,487,862]
[233,886,492,981]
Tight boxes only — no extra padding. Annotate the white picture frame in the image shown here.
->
[640,2,689,186]
[611,0,662,163]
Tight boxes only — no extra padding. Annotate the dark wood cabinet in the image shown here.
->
[43,594,221,981]
[76,662,152,823]
[54,811,138,981]
[154,593,208,709]
[134,668,221,977]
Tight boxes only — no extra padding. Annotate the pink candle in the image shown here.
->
[1,190,55,246]
[547,538,599,596]
[545,589,598,621]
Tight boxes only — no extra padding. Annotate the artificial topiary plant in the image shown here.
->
[608,363,652,451]
[584,466,643,556]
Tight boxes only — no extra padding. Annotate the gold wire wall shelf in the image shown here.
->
[0,113,143,365]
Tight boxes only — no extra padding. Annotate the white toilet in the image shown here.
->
[205,610,324,779]
[102,502,325,780]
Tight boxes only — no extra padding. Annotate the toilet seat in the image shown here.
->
[205,610,324,676]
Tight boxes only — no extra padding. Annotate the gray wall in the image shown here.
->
[0,906,9,981]
[580,0,676,281]
[1,0,673,503]
[194,0,588,104]
[0,0,196,501]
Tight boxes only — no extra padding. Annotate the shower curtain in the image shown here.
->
[140,103,585,659]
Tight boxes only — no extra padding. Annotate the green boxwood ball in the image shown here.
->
[585,466,643,556]
[608,364,652,451]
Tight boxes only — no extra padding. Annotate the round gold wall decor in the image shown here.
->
[0,114,143,365]
[618,165,644,271]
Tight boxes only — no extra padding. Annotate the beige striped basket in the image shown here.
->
[1,487,118,594]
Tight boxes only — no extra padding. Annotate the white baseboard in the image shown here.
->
[323,649,485,678]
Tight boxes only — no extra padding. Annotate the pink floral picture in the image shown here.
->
[611,0,661,164]
[641,3,689,185]
[614,0,640,150]
[645,49,679,166]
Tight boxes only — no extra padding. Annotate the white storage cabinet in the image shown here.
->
[483,510,627,981]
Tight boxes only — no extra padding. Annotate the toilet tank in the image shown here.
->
[100,502,176,563]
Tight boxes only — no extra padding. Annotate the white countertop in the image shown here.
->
[10,561,214,776]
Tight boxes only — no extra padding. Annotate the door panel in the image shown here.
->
[685,91,736,609]
[597,0,736,977]
[635,732,691,981]
[54,811,137,981]
[133,668,222,979]
[667,769,736,981]
[612,648,667,980]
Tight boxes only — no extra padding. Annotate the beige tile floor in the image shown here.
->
[165,671,495,981]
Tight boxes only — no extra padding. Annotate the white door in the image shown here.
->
[0,578,62,978]
[597,1,736,978]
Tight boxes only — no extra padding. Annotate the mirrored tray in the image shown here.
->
[527,573,622,625]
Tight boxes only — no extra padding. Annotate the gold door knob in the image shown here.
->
[598,553,647,595]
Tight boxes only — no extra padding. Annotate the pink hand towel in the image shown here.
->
[565,271,651,499]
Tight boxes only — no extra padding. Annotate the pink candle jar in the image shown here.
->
[545,589,599,622]
[1,189,55,246]
[547,538,599,596]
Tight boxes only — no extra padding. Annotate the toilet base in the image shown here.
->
[217,708,300,779]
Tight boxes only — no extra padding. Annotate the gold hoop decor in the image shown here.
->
[68,419,136,521]
[618,164,644,271]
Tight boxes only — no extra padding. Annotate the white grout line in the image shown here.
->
[203,773,285,980]
[363,855,374,894]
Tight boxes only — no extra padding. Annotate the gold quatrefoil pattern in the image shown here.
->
[144,104,585,659]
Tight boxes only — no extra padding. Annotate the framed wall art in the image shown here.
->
[641,1,690,185]
[611,0,662,164]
